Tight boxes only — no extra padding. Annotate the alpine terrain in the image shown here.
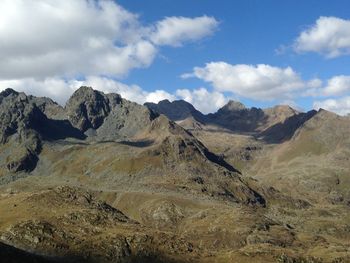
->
[0,87,349,262]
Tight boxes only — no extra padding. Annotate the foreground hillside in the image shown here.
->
[0,88,349,262]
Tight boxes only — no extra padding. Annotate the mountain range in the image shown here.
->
[0,87,350,262]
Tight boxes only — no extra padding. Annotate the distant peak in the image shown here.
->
[72,86,95,95]
[266,105,299,114]
[158,99,171,104]
[0,88,19,97]
[222,100,246,111]
[316,108,337,118]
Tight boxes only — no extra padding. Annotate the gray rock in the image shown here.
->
[65,86,120,131]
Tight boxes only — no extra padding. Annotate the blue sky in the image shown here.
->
[118,0,350,110]
[1,0,350,114]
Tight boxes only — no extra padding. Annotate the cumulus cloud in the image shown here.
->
[302,75,350,97]
[182,62,307,101]
[313,97,350,116]
[74,76,176,104]
[0,78,78,104]
[0,0,221,112]
[322,75,350,96]
[0,0,218,80]
[0,77,175,106]
[294,16,350,58]
[176,88,228,114]
[150,16,219,47]
[0,77,225,114]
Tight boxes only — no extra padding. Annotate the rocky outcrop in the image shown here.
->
[66,87,159,140]
[0,89,43,172]
[0,89,85,173]
[96,99,158,140]
[29,96,66,120]
[0,187,195,263]
[65,86,119,131]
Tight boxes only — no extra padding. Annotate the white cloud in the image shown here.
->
[0,0,218,80]
[307,78,323,89]
[182,62,306,101]
[279,100,304,112]
[150,16,219,47]
[176,88,228,114]
[313,97,350,116]
[0,78,77,104]
[302,75,350,97]
[322,75,350,96]
[294,16,350,58]
[145,90,177,103]
[0,77,175,106]
[0,77,225,113]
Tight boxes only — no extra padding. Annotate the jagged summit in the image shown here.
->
[315,107,338,118]
[220,100,247,112]
[0,88,19,97]
[65,86,120,131]
[145,99,205,122]
[147,98,306,134]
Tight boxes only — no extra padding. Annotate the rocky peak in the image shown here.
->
[0,88,19,98]
[316,108,338,118]
[65,86,121,132]
[266,105,298,114]
[0,91,46,172]
[145,99,205,122]
[158,99,171,105]
[220,100,246,112]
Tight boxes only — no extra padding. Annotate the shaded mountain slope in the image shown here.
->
[0,89,84,174]
[258,109,317,143]
[249,109,350,204]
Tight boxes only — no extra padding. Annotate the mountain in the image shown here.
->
[145,99,206,122]
[146,99,300,133]
[250,108,350,204]
[0,87,264,205]
[1,88,350,262]
[208,100,268,132]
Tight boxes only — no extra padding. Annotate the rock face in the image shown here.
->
[29,96,66,120]
[65,86,119,131]
[66,86,159,140]
[0,89,43,172]
[96,99,158,140]
[0,89,86,173]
